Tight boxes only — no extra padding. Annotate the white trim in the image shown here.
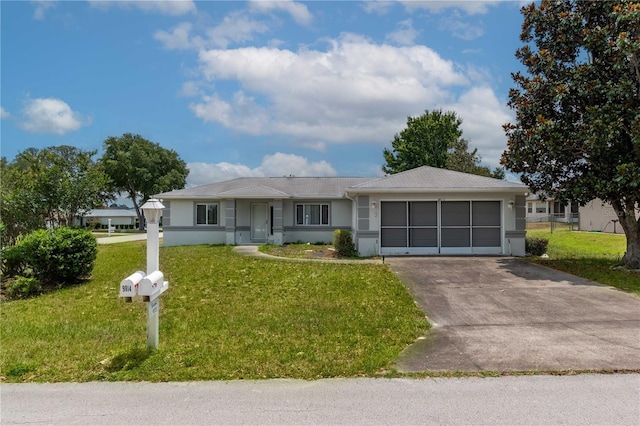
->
[295,202,330,226]
[250,202,269,241]
[379,199,504,256]
[195,202,219,226]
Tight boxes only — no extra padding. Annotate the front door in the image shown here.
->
[251,203,268,241]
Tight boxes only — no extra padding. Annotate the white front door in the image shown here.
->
[251,203,268,241]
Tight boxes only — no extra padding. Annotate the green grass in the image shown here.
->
[526,227,640,295]
[260,243,337,259]
[0,243,427,382]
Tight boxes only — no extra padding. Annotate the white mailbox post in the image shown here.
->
[141,198,166,350]
[118,198,169,350]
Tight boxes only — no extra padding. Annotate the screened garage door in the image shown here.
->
[380,201,502,255]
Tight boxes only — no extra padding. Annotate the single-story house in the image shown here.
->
[156,166,529,257]
[526,193,578,223]
[579,199,639,234]
[78,208,138,227]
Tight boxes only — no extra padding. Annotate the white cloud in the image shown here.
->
[186,153,336,186]
[155,13,269,50]
[446,86,513,167]
[400,1,501,15]
[186,161,259,186]
[32,0,55,20]
[0,107,10,119]
[362,1,395,15]
[19,98,88,135]
[206,11,270,49]
[154,22,204,50]
[440,12,485,40]
[90,0,196,16]
[178,81,203,97]
[249,0,313,26]
[386,19,419,46]
[257,153,336,177]
[191,34,468,146]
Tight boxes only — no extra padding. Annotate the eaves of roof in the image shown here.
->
[346,186,529,195]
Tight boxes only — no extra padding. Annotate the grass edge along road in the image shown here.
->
[526,226,640,295]
[1,243,427,383]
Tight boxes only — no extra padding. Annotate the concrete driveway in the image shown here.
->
[386,257,640,372]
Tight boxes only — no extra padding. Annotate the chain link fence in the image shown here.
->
[526,213,580,233]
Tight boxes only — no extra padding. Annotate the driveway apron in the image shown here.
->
[386,257,640,372]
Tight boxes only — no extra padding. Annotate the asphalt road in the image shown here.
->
[2,374,639,425]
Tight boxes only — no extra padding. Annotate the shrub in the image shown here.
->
[19,227,97,285]
[526,237,549,256]
[1,245,27,278]
[333,229,357,257]
[4,276,42,299]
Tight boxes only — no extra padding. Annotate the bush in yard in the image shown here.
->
[4,276,42,299]
[526,237,549,256]
[19,227,97,286]
[334,229,357,257]
[1,245,27,279]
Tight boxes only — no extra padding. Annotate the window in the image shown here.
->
[296,203,329,225]
[535,202,546,214]
[527,203,533,214]
[196,203,218,225]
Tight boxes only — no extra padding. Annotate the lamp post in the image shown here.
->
[141,198,165,349]
[141,198,164,274]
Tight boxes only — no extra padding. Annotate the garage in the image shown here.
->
[380,200,502,255]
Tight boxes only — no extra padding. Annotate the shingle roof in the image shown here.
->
[347,166,527,193]
[218,185,290,198]
[156,166,528,199]
[84,209,137,217]
[157,177,372,199]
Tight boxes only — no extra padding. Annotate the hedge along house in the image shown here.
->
[156,166,529,257]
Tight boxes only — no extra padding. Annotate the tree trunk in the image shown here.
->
[612,199,640,269]
[131,198,145,232]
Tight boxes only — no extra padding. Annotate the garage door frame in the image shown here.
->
[380,199,503,255]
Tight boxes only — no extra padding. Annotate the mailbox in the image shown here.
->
[138,270,165,300]
[119,270,145,301]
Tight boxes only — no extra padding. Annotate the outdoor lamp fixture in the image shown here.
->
[141,198,165,276]
[371,201,377,209]
[141,198,165,224]
[507,200,515,209]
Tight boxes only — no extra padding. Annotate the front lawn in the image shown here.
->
[0,243,427,382]
[526,227,640,295]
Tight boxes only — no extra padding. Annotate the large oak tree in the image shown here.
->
[502,1,640,268]
[100,133,188,230]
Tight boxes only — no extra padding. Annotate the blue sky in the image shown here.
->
[1,1,527,187]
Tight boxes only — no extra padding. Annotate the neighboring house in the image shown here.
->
[525,193,578,223]
[78,208,138,227]
[579,199,639,234]
[156,166,529,257]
